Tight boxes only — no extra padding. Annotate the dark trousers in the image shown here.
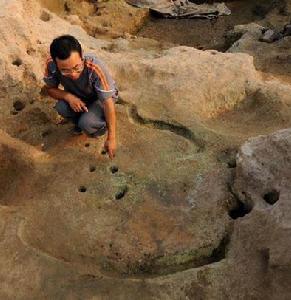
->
[54,100,107,137]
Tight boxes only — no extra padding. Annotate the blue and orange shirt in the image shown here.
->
[43,53,119,103]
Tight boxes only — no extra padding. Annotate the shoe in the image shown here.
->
[71,125,83,135]
[90,126,107,138]
[283,24,291,36]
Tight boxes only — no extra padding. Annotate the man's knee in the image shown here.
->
[55,100,74,118]
[78,114,106,136]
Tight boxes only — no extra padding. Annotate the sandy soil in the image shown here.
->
[1,0,291,298]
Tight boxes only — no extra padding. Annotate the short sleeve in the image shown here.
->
[86,56,119,103]
[43,58,60,88]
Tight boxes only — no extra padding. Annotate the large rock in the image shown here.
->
[234,128,291,210]
[221,128,291,299]
[174,128,291,299]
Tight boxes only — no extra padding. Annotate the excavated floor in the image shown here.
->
[1,0,291,298]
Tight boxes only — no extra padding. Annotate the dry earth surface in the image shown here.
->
[1,0,291,299]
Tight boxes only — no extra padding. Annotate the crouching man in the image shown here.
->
[43,34,118,159]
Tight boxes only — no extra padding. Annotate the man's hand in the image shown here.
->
[104,137,116,160]
[65,94,88,112]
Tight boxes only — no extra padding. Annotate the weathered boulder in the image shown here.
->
[234,128,291,210]
[221,128,291,299]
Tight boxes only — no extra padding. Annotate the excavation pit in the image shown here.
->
[78,186,87,193]
[263,190,280,205]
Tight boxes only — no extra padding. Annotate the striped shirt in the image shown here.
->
[43,53,119,103]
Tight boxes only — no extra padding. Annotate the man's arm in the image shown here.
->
[103,97,116,159]
[44,85,71,102]
[87,56,118,158]
[44,86,88,112]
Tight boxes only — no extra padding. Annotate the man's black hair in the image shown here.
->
[50,35,82,61]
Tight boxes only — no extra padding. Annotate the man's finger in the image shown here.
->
[77,104,83,112]
[81,104,88,112]
[79,102,88,112]
[111,149,115,158]
[108,148,113,160]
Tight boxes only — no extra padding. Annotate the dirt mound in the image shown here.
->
[39,0,149,38]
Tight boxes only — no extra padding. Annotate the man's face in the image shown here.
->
[56,51,84,80]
